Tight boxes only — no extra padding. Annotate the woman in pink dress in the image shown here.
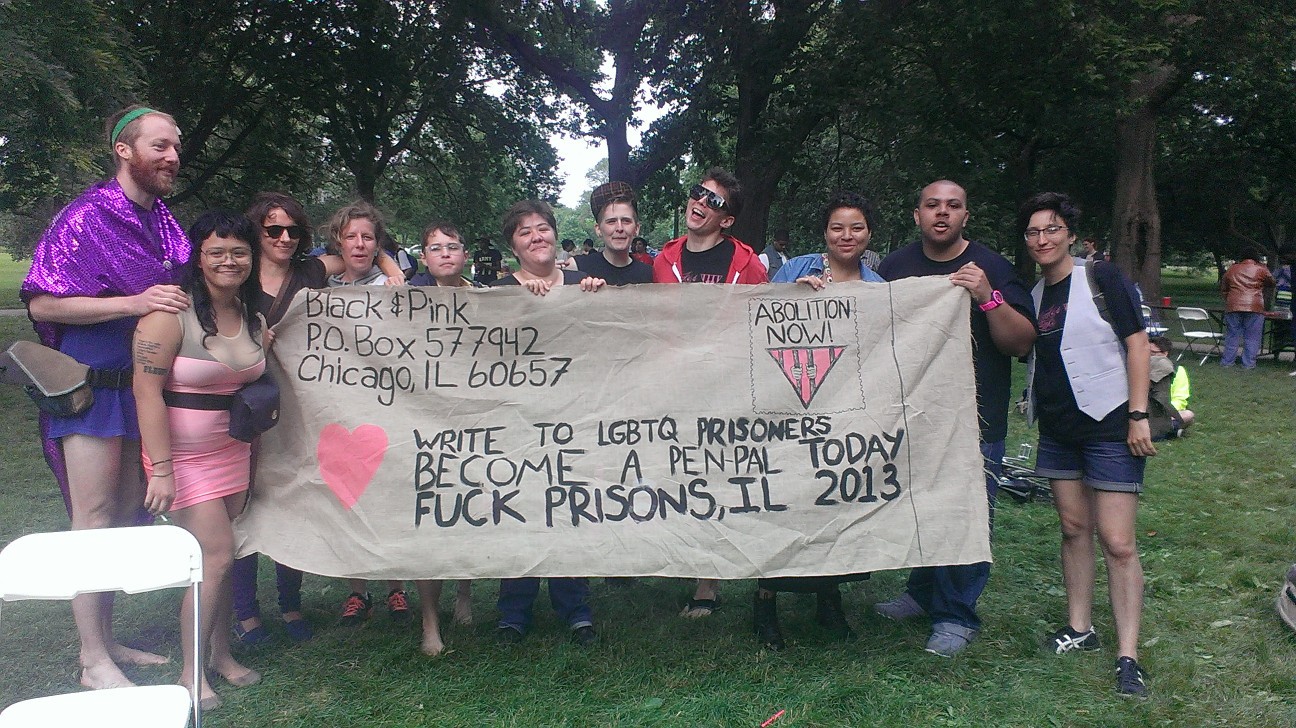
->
[134,210,267,710]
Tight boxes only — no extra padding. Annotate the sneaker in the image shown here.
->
[874,592,927,622]
[1115,656,1149,697]
[340,592,372,626]
[386,589,411,622]
[1048,626,1100,654]
[572,625,598,647]
[497,626,525,644]
[924,624,977,657]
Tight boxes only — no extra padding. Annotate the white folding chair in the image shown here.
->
[1176,306,1224,365]
[1142,305,1169,337]
[0,526,203,728]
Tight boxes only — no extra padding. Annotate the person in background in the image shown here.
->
[1149,336,1194,434]
[1219,248,1274,370]
[473,238,504,286]
[758,230,789,278]
[581,238,597,256]
[23,105,188,689]
[631,237,653,266]
[556,239,577,269]
[1019,191,1153,697]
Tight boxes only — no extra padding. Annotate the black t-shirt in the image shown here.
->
[489,269,589,287]
[680,239,735,284]
[573,252,653,285]
[877,240,1036,443]
[1033,262,1144,443]
[473,248,502,283]
[259,257,328,327]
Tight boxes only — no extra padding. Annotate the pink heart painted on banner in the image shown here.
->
[317,423,388,510]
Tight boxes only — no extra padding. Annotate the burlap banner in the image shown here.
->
[234,278,989,580]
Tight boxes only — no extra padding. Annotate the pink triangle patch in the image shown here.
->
[768,346,846,408]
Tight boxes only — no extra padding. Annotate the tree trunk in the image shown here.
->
[1110,65,1181,300]
[1111,105,1162,299]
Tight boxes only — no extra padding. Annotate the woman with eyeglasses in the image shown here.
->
[1020,192,1154,697]
[133,210,269,710]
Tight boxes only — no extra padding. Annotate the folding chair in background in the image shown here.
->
[0,525,203,728]
[1175,306,1224,365]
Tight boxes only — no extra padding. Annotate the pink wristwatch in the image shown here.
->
[978,290,1004,312]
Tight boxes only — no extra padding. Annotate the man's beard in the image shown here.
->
[127,155,176,199]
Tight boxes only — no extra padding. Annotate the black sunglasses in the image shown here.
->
[689,184,728,211]
[263,224,304,240]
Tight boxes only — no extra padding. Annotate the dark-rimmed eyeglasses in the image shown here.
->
[1023,224,1068,241]
[263,224,304,240]
[689,184,728,211]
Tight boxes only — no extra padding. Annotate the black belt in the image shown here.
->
[86,369,132,389]
[163,391,234,410]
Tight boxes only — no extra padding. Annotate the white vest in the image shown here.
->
[1027,264,1129,425]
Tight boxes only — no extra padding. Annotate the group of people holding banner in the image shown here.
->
[21,104,1155,705]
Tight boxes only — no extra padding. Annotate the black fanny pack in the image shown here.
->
[164,370,280,443]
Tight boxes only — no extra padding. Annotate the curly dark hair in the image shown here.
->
[820,191,878,236]
[184,209,263,350]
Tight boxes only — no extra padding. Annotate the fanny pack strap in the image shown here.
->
[86,368,132,389]
[163,390,234,410]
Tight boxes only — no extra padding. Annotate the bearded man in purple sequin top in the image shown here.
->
[21,105,191,690]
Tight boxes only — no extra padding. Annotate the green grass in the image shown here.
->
[0,257,31,310]
[2,282,1296,726]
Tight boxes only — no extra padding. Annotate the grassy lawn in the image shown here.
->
[1,277,1295,726]
[0,257,31,310]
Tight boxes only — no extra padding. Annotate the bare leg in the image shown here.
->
[64,435,163,689]
[206,493,257,683]
[415,580,446,655]
[347,578,368,595]
[1052,479,1097,632]
[681,579,720,618]
[453,580,473,626]
[171,495,249,703]
[1095,491,1143,659]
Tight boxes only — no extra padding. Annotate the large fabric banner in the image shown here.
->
[234,278,989,579]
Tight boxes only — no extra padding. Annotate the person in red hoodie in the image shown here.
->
[652,168,768,285]
[652,168,765,619]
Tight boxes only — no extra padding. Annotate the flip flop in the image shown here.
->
[680,598,718,618]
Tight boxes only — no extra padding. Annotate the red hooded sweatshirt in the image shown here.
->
[651,234,768,284]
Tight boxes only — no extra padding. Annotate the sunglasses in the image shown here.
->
[689,184,728,211]
[263,224,304,240]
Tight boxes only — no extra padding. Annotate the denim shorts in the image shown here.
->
[1033,436,1145,493]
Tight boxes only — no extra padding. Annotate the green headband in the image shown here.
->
[110,108,159,145]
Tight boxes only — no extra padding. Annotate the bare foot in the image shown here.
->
[210,657,261,687]
[80,660,135,690]
[453,598,473,626]
[108,644,169,666]
[179,679,221,709]
[420,630,446,657]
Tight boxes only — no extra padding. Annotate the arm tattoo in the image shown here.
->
[142,365,168,376]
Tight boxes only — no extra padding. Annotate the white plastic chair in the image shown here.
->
[1142,305,1169,337]
[0,526,203,728]
[1176,306,1224,365]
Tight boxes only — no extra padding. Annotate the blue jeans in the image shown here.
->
[497,577,593,633]
[231,553,303,620]
[904,440,1003,633]
[1222,311,1263,368]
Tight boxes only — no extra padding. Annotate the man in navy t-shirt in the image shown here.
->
[873,179,1037,657]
